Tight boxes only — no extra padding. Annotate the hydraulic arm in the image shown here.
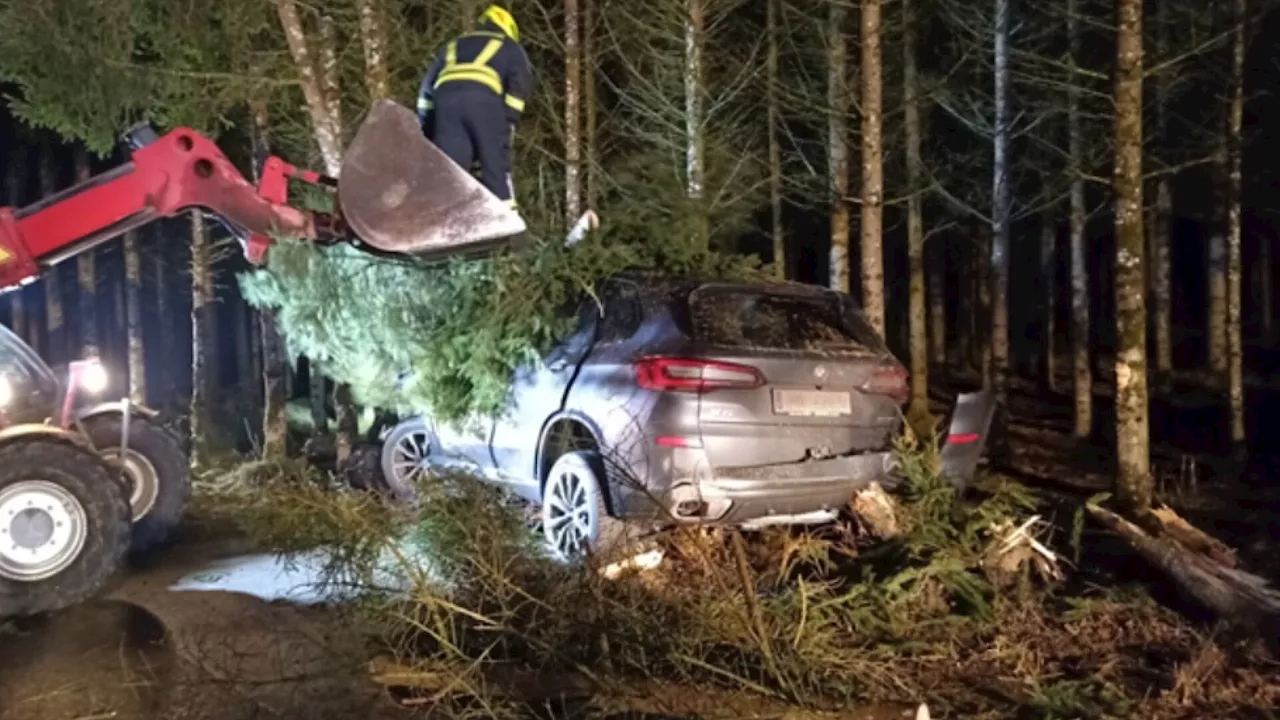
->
[0,99,527,292]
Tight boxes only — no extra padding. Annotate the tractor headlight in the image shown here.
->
[0,376,12,408]
[79,360,108,394]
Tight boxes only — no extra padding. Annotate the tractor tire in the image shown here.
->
[0,439,131,617]
[81,414,190,555]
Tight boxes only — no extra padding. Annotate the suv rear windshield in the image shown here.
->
[688,287,886,353]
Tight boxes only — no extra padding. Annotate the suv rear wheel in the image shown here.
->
[541,451,629,564]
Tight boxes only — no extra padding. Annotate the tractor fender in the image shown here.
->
[0,423,95,452]
[76,401,161,423]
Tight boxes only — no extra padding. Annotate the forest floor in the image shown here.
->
[4,399,1280,720]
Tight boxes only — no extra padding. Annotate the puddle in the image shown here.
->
[0,600,173,720]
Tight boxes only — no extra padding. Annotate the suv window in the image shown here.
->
[689,287,886,353]
[596,280,642,344]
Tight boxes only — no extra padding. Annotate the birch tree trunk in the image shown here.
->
[1113,0,1152,513]
[5,149,26,343]
[685,0,708,247]
[768,0,785,279]
[860,0,885,335]
[123,231,145,404]
[584,0,599,208]
[1226,0,1245,444]
[275,0,343,173]
[828,1,850,293]
[39,145,64,365]
[190,211,214,467]
[903,0,928,417]
[356,0,390,99]
[1041,219,1058,391]
[1151,0,1173,375]
[1069,0,1092,438]
[74,149,97,358]
[251,100,288,458]
[990,0,1011,404]
[565,0,583,225]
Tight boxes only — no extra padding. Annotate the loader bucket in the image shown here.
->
[336,99,528,258]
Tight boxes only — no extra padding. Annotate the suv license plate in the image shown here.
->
[773,389,852,417]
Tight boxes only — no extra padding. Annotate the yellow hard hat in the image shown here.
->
[480,5,519,42]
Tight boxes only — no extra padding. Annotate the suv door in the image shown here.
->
[487,299,599,498]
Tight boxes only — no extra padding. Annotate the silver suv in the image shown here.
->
[382,272,990,560]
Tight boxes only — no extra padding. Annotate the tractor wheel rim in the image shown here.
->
[102,448,159,522]
[545,469,593,561]
[389,430,430,498]
[0,481,89,582]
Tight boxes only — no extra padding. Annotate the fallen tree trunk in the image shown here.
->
[1086,503,1280,650]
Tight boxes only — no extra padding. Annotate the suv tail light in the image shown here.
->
[860,365,909,405]
[634,357,765,393]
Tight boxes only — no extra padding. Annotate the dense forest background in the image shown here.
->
[0,0,1278,495]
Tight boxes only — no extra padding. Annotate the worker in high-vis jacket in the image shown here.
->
[417,4,533,210]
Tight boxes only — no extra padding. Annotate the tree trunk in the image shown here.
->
[990,0,1011,405]
[250,98,288,459]
[275,0,343,174]
[39,144,64,365]
[1151,0,1173,375]
[355,0,390,100]
[929,243,946,368]
[903,0,927,418]
[190,211,214,467]
[1113,0,1151,514]
[584,0,599,209]
[860,0,884,335]
[123,231,146,405]
[828,0,850,293]
[978,227,992,385]
[1226,0,1245,444]
[5,148,26,343]
[768,0,785,279]
[685,0,707,247]
[74,148,98,359]
[154,245,168,400]
[1069,0,1092,439]
[565,0,582,225]
[1041,218,1058,391]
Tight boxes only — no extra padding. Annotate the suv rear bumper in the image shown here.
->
[616,449,897,527]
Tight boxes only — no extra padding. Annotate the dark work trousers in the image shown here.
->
[429,84,516,205]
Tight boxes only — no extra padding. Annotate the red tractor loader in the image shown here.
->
[0,99,528,616]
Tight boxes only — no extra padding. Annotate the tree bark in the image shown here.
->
[1226,0,1245,444]
[250,98,288,459]
[1041,218,1058,391]
[1113,0,1152,514]
[355,0,390,100]
[275,0,342,174]
[584,0,599,209]
[123,231,146,405]
[565,0,582,225]
[685,0,708,247]
[768,0,785,279]
[860,0,884,335]
[978,227,992,385]
[903,0,927,418]
[1069,0,1092,439]
[1151,0,1173,375]
[990,0,1011,404]
[828,0,850,293]
[190,211,214,467]
[39,144,64,365]
[5,148,26,344]
[73,148,97,359]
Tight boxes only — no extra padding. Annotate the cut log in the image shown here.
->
[1086,503,1280,648]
